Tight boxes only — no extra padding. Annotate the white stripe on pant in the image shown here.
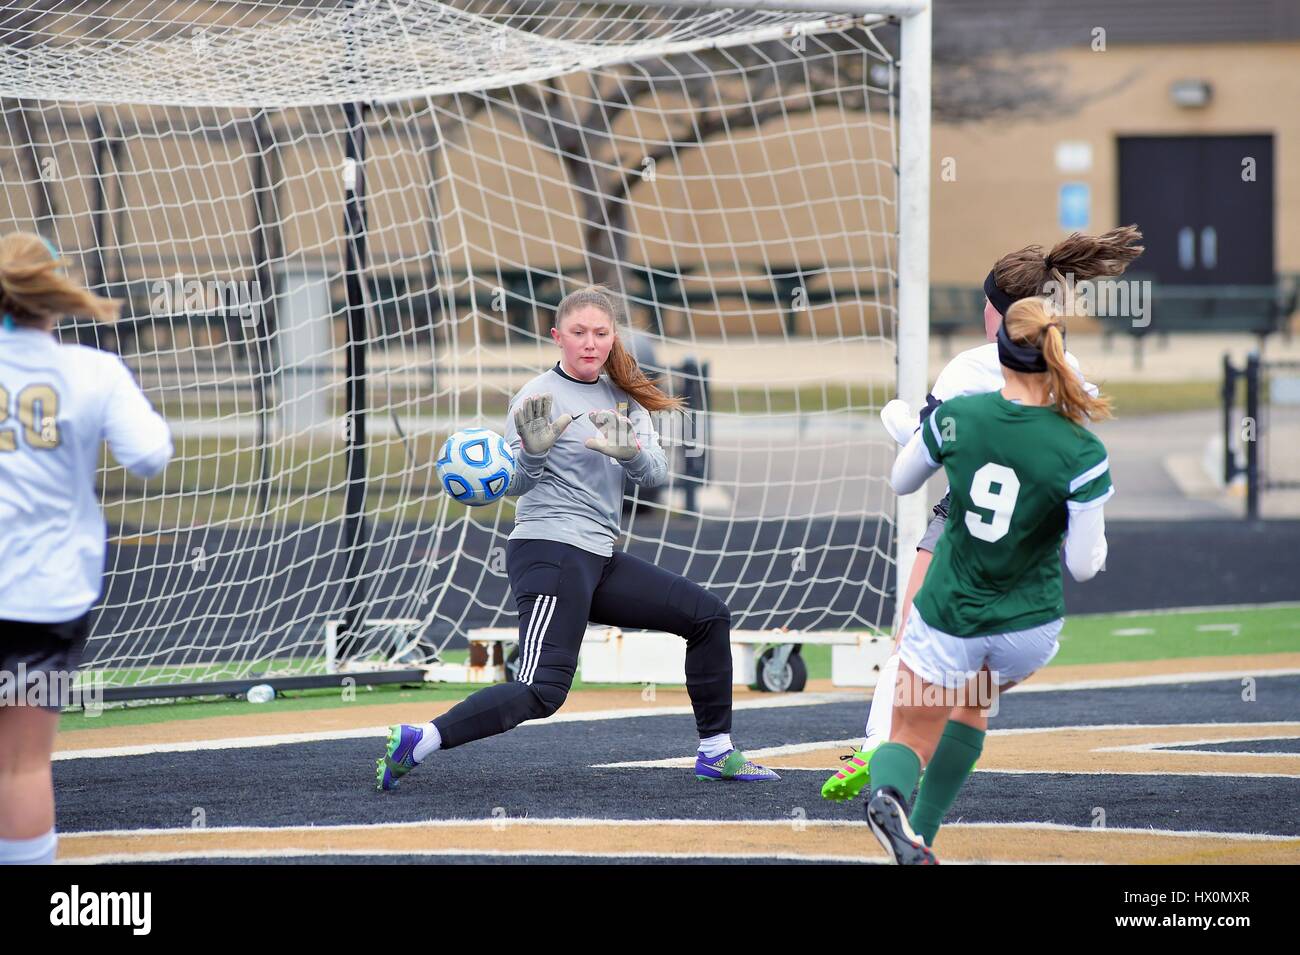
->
[519,595,545,684]
[521,594,556,685]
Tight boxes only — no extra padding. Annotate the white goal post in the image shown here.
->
[0,0,931,698]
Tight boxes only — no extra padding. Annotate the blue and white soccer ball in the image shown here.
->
[435,428,515,506]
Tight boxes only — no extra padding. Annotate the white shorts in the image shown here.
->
[898,609,1061,690]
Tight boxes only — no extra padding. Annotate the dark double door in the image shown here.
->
[1118,134,1274,285]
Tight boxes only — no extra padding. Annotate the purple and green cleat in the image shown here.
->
[375,724,422,791]
[695,748,780,781]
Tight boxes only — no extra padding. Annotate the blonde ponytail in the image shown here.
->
[1004,297,1112,425]
[0,232,119,326]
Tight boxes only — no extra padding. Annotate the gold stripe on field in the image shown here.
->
[767,722,1300,777]
[57,822,1300,865]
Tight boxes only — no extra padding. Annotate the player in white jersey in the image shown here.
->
[821,225,1143,802]
[0,233,173,865]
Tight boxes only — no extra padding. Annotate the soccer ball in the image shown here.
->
[436,428,515,506]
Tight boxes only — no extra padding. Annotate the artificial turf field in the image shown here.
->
[52,603,1300,864]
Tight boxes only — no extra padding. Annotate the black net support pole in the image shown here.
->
[1222,352,1238,485]
[250,111,279,515]
[1245,351,1261,521]
[87,114,108,296]
[337,98,372,661]
[78,114,112,351]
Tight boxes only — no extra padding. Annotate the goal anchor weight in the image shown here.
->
[324,618,428,674]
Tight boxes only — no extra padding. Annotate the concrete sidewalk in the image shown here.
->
[447,330,1300,390]
[674,330,1300,387]
[1095,409,1300,520]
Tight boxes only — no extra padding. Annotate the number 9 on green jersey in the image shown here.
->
[913,391,1113,637]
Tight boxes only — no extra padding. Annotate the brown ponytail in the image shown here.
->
[994,224,1145,301]
[0,232,119,326]
[1004,297,1112,425]
[554,285,685,413]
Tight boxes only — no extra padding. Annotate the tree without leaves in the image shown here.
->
[476,29,878,297]
[0,1,1135,321]
[467,3,1133,299]
[929,0,1136,124]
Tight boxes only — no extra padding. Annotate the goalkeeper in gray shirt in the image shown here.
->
[377,286,777,789]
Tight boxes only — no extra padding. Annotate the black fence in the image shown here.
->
[1223,352,1300,518]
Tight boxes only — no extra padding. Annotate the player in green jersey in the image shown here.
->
[822,225,1142,803]
[865,296,1114,865]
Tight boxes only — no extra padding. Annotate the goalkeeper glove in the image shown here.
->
[880,398,919,446]
[584,409,641,462]
[513,393,573,455]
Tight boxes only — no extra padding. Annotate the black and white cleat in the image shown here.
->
[866,789,940,865]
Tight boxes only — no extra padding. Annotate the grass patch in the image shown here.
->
[107,380,1244,531]
[158,378,1238,438]
[715,382,1233,416]
[58,683,478,733]
[713,385,877,415]
[771,605,1300,683]
[1099,380,1220,416]
[1051,604,1300,666]
[800,643,832,681]
[61,649,651,732]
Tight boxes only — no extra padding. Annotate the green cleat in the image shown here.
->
[820,744,878,802]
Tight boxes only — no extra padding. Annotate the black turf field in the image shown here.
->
[55,675,1300,859]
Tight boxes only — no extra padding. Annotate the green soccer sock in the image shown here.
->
[909,720,985,847]
[866,741,922,803]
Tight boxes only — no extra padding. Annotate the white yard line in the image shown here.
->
[53,691,860,761]
[59,847,880,865]
[57,817,1295,866]
[1015,669,1300,692]
[597,722,1300,776]
[55,668,1300,760]
[1072,600,1300,618]
[987,721,1300,736]
[58,817,1297,841]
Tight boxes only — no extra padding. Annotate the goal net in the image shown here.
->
[0,0,930,693]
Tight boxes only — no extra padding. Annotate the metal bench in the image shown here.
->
[930,285,985,355]
[1112,282,1295,369]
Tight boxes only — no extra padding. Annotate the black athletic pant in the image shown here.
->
[434,538,734,748]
